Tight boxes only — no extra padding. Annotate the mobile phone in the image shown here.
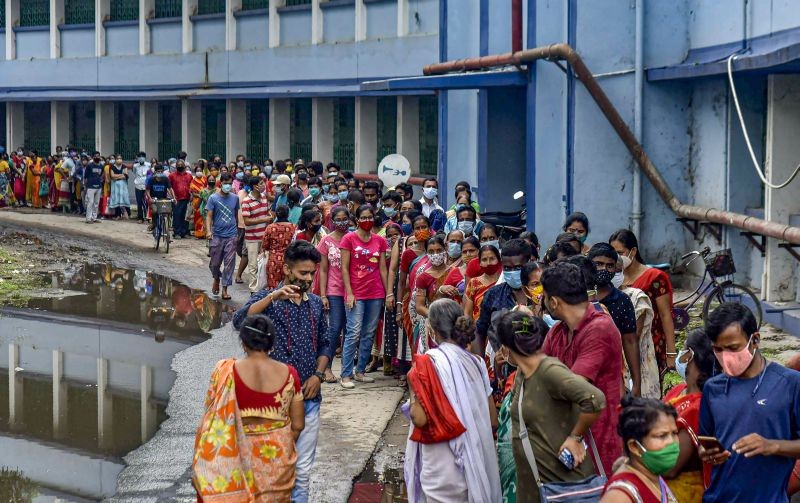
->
[697,436,725,452]
[559,448,575,470]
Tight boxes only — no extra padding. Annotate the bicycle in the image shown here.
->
[671,246,762,329]
[151,199,174,253]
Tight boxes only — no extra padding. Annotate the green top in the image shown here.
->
[511,357,606,502]
[448,201,481,214]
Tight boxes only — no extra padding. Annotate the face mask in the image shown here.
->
[94,157,101,163]
[324,194,338,202]
[481,262,501,276]
[263,166,273,177]
[338,191,349,201]
[208,181,216,188]
[235,172,244,180]
[577,235,587,244]
[611,271,624,289]
[423,187,438,200]
[675,348,692,381]
[428,252,447,267]
[595,270,614,287]
[275,186,284,195]
[414,229,432,242]
[210,169,219,177]
[115,159,123,166]
[635,441,680,476]
[483,239,500,251]
[447,242,462,259]
[504,270,523,289]
[237,161,244,168]
[526,284,543,304]
[308,223,322,234]
[329,171,338,177]
[358,220,374,232]
[221,184,232,194]
[715,334,757,377]
[298,173,308,181]
[401,223,413,236]
[621,254,633,270]
[194,171,203,177]
[383,207,397,218]
[310,187,321,197]
[333,220,350,232]
[457,221,475,235]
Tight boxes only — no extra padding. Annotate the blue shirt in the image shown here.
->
[146,173,171,200]
[84,162,104,189]
[700,362,800,502]
[233,286,331,402]
[205,192,240,239]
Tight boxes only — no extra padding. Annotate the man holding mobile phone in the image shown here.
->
[699,303,800,502]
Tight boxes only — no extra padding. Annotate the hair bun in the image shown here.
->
[454,315,474,334]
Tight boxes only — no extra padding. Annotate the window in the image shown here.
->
[418,96,438,175]
[1,0,7,27]
[285,0,312,5]
[333,98,355,172]
[64,0,95,24]
[69,102,96,153]
[24,102,52,155]
[115,102,140,160]
[20,0,49,27]
[110,0,139,22]
[242,0,269,10]
[290,99,312,161]
[155,0,181,18]
[197,0,225,15]
[158,102,181,161]
[201,101,226,160]
[376,97,397,166]
[246,100,269,163]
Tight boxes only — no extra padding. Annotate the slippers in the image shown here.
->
[212,279,220,296]
[221,291,232,300]
[234,278,244,284]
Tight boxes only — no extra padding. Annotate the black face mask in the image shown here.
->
[595,270,614,287]
[287,274,312,293]
[308,223,322,234]
[94,157,101,163]
[176,165,186,172]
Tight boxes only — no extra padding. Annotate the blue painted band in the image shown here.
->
[13,25,49,33]
[189,12,226,22]
[320,0,355,9]
[59,23,95,31]
[104,20,139,28]
[147,16,181,25]
[233,8,269,18]
[277,3,312,13]
[363,0,393,4]
[360,70,527,91]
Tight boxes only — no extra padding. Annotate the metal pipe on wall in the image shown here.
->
[422,43,800,244]
[632,0,643,239]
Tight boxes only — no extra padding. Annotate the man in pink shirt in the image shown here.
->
[541,261,623,474]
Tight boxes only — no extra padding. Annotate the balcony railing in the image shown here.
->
[242,0,269,10]
[155,0,181,18]
[65,0,95,24]
[20,0,49,27]
[110,0,139,21]
[285,0,312,5]
[334,144,354,172]
[197,0,225,15]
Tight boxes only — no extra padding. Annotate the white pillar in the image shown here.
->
[140,365,157,442]
[269,98,290,160]
[53,349,67,440]
[311,0,322,45]
[140,101,158,159]
[764,74,800,302]
[6,0,19,60]
[182,0,198,53]
[312,98,333,164]
[51,0,64,58]
[182,99,201,162]
[8,343,22,430]
[140,0,154,55]
[97,358,113,449]
[268,0,280,48]
[225,0,242,51]
[355,0,366,42]
[397,96,420,173]
[51,101,69,152]
[96,0,110,57]
[397,0,408,37]
[96,101,115,154]
[6,102,24,151]
[226,99,245,161]
[355,97,376,174]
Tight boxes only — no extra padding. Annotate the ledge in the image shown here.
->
[363,0,394,4]
[277,3,312,13]
[320,0,355,9]
[233,8,268,18]
[147,16,182,25]
[59,23,95,31]
[189,12,226,22]
[104,19,139,28]
[13,25,50,33]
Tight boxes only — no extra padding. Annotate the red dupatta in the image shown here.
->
[407,354,466,444]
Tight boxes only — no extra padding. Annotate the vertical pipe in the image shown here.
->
[511,0,522,53]
[631,0,643,239]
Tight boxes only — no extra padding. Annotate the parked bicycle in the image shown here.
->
[152,199,174,253]
[671,246,762,329]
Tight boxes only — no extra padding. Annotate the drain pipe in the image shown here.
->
[511,0,522,53]
[422,43,800,244]
[631,0,643,239]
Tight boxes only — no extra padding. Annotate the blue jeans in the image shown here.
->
[326,295,346,370]
[341,298,384,378]
[292,399,321,503]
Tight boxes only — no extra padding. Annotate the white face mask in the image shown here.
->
[611,271,624,288]
[620,255,632,270]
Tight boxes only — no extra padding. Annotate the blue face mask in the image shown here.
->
[504,269,522,289]
[401,223,413,236]
[447,242,462,259]
[324,194,338,202]
[235,172,244,180]
[483,239,500,251]
[338,191,349,201]
[310,187,321,197]
[263,166,273,177]
[322,184,330,192]
[384,207,397,218]
[221,183,233,194]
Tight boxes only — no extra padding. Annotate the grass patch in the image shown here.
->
[0,248,45,307]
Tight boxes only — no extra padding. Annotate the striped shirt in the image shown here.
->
[241,193,271,241]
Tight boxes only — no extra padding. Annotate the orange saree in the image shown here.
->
[190,175,207,238]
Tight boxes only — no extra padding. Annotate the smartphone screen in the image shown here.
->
[697,436,725,452]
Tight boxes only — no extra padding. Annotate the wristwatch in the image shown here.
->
[313,371,326,381]
[569,434,585,443]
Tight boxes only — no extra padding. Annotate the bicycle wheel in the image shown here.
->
[702,281,763,327]
[162,215,170,254]
[153,215,161,251]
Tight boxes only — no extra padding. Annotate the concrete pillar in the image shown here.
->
[97,357,113,449]
[355,0,366,42]
[182,0,198,53]
[226,0,242,51]
[140,0,155,55]
[140,101,158,159]
[6,0,20,60]
[764,74,800,302]
[51,0,64,58]
[268,0,280,48]
[140,365,157,442]
[312,98,333,163]
[226,99,246,162]
[6,102,24,151]
[181,99,201,162]
[397,0,408,37]
[8,344,22,430]
[96,0,110,57]
[96,101,115,155]
[269,99,290,159]
[53,349,67,440]
[397,96,420,173]
[355,97,376,174]
[51,101,69,152]
[311,0,322,45]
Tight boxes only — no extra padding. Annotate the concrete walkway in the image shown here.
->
[0,208,405,502]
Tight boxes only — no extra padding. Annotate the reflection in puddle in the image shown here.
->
[350,459,408,503]
[0,263,234,501]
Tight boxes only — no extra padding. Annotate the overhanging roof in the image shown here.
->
[361,68,527,91]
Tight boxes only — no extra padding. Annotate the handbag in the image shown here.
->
[517,379,607,502]
[39,178,50,197]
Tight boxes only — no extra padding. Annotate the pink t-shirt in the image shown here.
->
[317,233,345,297]
[340,232,388,300]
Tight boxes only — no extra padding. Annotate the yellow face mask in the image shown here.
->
[526,285,543,304]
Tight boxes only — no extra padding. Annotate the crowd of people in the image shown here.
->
[3,146,798,502]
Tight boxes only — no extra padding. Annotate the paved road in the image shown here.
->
[0,208,405,502]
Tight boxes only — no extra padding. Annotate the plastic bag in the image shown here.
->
[255,252,268,291]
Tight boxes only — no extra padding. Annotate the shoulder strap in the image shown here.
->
[606,479,644,503]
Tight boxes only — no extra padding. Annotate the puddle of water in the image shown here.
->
[0,263,235,502]
[350,460,408,503]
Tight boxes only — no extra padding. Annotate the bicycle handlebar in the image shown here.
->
[681,246,712,260]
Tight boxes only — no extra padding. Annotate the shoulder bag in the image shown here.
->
[517,378,607,502]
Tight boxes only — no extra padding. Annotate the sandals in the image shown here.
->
[221,289,232,300]
[323,369,338,383]
[212,279,220,296]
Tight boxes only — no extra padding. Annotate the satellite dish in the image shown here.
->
[378,154,411,188]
